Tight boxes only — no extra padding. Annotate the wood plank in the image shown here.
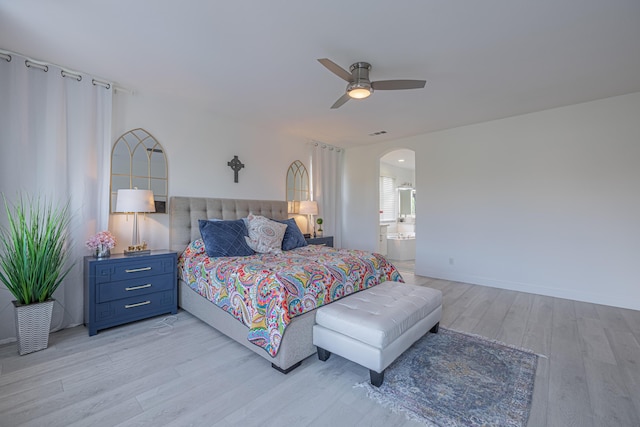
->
[573,299,600,320]
[126,355,275,425]
[605,329,640,417]
[546,298,595,427]
[495,291,534,348]
[527,355,549,427]
[434,280,474,326]
[576,316,616,365]
[0,354,113,398]
[0,379,63,413]
[1,275,639,427]
[521,294,554,356]
[9,367,181,427]
[594,304,633,333]
[448,284,501,332]
[473,288,518,340]
[583,357,640,426]
[619,306,640,344]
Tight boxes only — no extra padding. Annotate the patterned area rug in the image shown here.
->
[357,328,538,426]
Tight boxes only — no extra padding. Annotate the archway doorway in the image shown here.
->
[379,149,416,273]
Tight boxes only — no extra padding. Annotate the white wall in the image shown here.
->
[343,92,640,310]
[109,91,310,254]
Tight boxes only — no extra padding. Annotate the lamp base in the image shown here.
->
[125,240,149,256]
[124,249,151,256]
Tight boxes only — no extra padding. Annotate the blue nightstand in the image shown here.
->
[305,236,334,247]
[84,250,177,336]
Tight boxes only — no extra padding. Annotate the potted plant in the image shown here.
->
[316,217,323,237]
[0,194,74,355]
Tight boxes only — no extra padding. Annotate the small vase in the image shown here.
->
[95,246,111,258]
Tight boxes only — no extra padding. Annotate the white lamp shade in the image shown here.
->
[299,200,318,215]
[116,189,156,213]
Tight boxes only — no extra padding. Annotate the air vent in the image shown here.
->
[369,130,388,136]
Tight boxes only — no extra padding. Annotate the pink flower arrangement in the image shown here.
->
[85,231,117,252]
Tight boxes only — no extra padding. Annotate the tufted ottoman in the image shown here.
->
[313,281,442,387]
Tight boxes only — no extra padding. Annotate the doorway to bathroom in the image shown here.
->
[379,149,416,273]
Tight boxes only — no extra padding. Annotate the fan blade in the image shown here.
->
[330,93,351,109]
[371,80,426,90]
[318,58,352,82]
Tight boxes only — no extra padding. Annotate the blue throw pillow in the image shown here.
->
[273,218,308,251]
[198,219,255,257]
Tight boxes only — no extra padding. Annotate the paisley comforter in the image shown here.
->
[178,239,403,356]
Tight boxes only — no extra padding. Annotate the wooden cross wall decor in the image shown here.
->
[227,155,245,183]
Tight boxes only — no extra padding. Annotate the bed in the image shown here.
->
[170,196,402,373]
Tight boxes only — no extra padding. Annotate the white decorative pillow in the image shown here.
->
[244,214,287,254]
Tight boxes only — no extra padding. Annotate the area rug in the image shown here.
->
[356,328,538,426]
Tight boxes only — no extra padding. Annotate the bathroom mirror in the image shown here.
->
[286,160,309,213]
[399,188,415,216]
[110,128,168,213]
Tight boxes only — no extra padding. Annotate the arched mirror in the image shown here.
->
[286,160,309,213]
[110,128,168,213]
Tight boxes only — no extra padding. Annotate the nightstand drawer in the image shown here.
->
[94,290,176,324]
[94,256,175,283]
[96,273,174,303]
[306,236,334,247]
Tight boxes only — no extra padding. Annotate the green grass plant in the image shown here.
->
[0,194,74,305]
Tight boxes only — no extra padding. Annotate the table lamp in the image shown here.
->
[116,188,155,255]
[299,200,318,237]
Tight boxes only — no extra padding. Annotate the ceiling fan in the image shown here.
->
[317,58,426,109]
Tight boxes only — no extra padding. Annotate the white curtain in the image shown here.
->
[0,51,112,343]
[309,141,344,248]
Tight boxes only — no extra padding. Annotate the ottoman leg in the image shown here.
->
[370,369,384,387]
[317,346,331,361]
[430,322,440,334]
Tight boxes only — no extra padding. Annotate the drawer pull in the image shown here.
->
[124,301,151,309]
[125,267,152,273]
[125,283,152,291]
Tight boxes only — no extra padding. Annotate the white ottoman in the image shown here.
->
[313,281,442,387]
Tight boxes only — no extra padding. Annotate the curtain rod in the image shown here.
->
[61,70,81,81]
[310,140,344,153]
[25,59,48,72]
[1,49,117,92]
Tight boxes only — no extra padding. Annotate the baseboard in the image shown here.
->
[419,269,640,311]
[0,337,17,345]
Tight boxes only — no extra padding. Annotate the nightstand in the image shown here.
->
[84,250,178,336]
[306,236,334,247]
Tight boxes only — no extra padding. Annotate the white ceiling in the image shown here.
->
[1,0,639,148]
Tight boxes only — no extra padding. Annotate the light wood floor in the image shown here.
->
[1,269,639,426]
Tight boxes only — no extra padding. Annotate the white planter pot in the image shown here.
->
[13,299,54,355]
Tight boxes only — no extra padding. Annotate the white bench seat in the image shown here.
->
[313,281,442,387]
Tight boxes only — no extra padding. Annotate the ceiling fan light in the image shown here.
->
[348,87,372,99]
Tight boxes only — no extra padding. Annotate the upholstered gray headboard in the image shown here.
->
[169,196,289,254]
